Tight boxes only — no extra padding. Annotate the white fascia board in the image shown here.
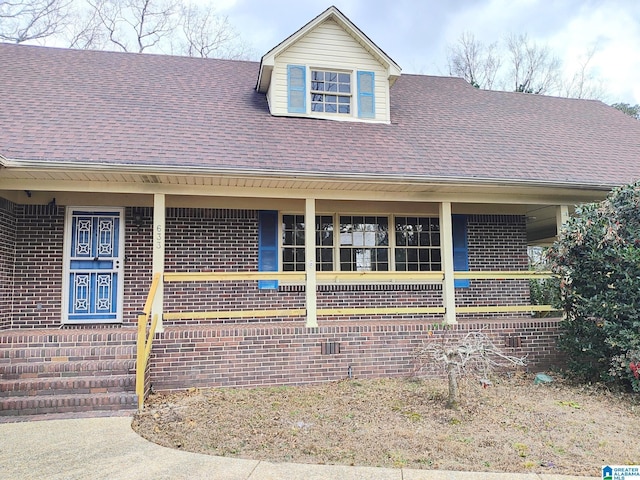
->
[1,156,618,193]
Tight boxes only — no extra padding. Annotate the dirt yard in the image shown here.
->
[132,373,640,476]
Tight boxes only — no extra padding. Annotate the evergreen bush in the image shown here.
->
[547,181,640,391]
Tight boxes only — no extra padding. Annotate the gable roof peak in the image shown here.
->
[256,5,401,93]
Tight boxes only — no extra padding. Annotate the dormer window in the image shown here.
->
[256,7,401,124]
[311,70,351,114]
[287,64,375,120]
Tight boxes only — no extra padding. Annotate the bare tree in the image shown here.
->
[506,33,561,94]
[0,0,70,43]
[86,0,179,53]
[64,5,106,49]
[447,32,500,89]
[176,3,250,59]
[414,330,526,409]
[446,32,606,99]
[560,46,606,100]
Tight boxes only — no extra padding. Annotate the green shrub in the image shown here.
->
[546,181,640,391]
[528,247,561,317]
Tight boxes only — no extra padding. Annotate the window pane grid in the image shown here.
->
[282,215,441,274]
[311,70,351,114]
[394,216,441,271]
[282,215,306,271]
[339,216,389,271]
[316,215,334,271]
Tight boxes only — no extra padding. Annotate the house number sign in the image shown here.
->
[155,224,163,250]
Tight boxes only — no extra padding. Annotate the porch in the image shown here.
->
[0,312,563,417]
[0,192,566,415]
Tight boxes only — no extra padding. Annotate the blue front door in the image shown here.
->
[65,208,124,323]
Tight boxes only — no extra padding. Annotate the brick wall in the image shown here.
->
[123,207,153,326]
[457,215,530,317]
[0,198,17,330]
[148,319,564,391]
[157,211,529,324]
[11,204,64,328]
[4,207,532,328]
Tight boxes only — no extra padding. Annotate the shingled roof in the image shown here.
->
[1,42,639,189]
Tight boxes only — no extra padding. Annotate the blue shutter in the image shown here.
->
[357,71,375,118]
[287,65,306,114]
[452,214,469,288]
[258,210,278,289]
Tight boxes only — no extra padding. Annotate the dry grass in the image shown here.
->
[132,373,640,476]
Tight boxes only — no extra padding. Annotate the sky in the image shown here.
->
[212,0,640,105]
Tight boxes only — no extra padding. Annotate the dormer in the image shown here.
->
[256,6,401,124]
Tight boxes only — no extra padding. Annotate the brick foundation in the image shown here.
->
[149,318,564,392]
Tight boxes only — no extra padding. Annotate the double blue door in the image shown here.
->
[66,209,123,323]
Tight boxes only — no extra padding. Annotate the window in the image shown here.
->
[394,217,441,271]
[316,215,334,271]
[311,70,351,114]
[276,214,467,277]
[282,215,305,271]
[286,65,376,119]
[339,216,388,271]
[282,215,335,272]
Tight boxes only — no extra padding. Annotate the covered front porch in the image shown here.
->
[0,166,590,413]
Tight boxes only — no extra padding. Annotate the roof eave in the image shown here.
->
[0,156,620,193]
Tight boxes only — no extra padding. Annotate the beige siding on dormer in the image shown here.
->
[269,19,390,123]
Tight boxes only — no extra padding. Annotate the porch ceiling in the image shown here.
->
[0,165,608,245]
[0,165,609,202]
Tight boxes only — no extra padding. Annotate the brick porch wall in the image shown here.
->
[123,207,153,326]
[458,215,530,317]
[156,211,528,325]
[11,204,64,328]
[0,198,17,330]
[6,207,531,327]
[148,318,564,391]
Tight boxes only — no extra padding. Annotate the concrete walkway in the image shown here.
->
[0,415,599,480]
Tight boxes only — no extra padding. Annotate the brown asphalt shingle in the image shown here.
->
[1,42,639,187]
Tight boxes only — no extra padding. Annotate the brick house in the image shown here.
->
[1,6,640,415]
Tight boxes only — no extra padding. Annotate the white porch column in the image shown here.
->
[152,193,165,332]
[305,198,318,327]
[439,202,457,324]
[556,205,569,237]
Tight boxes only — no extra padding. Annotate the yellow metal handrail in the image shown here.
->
[159,270,556,320]
[135,273,161,411]
[454,270,558,314]
[454,270,554,280]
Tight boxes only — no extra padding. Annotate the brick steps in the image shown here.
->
[1,359,136,379]
[0,392,137,416]
[0,345,137,360]
[0,374,135,397]
[0,328,139,417]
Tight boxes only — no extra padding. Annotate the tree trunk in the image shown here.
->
[446,361,460,409]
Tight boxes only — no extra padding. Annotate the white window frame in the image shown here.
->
[280,213,442,280]
[309,68,354,117]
